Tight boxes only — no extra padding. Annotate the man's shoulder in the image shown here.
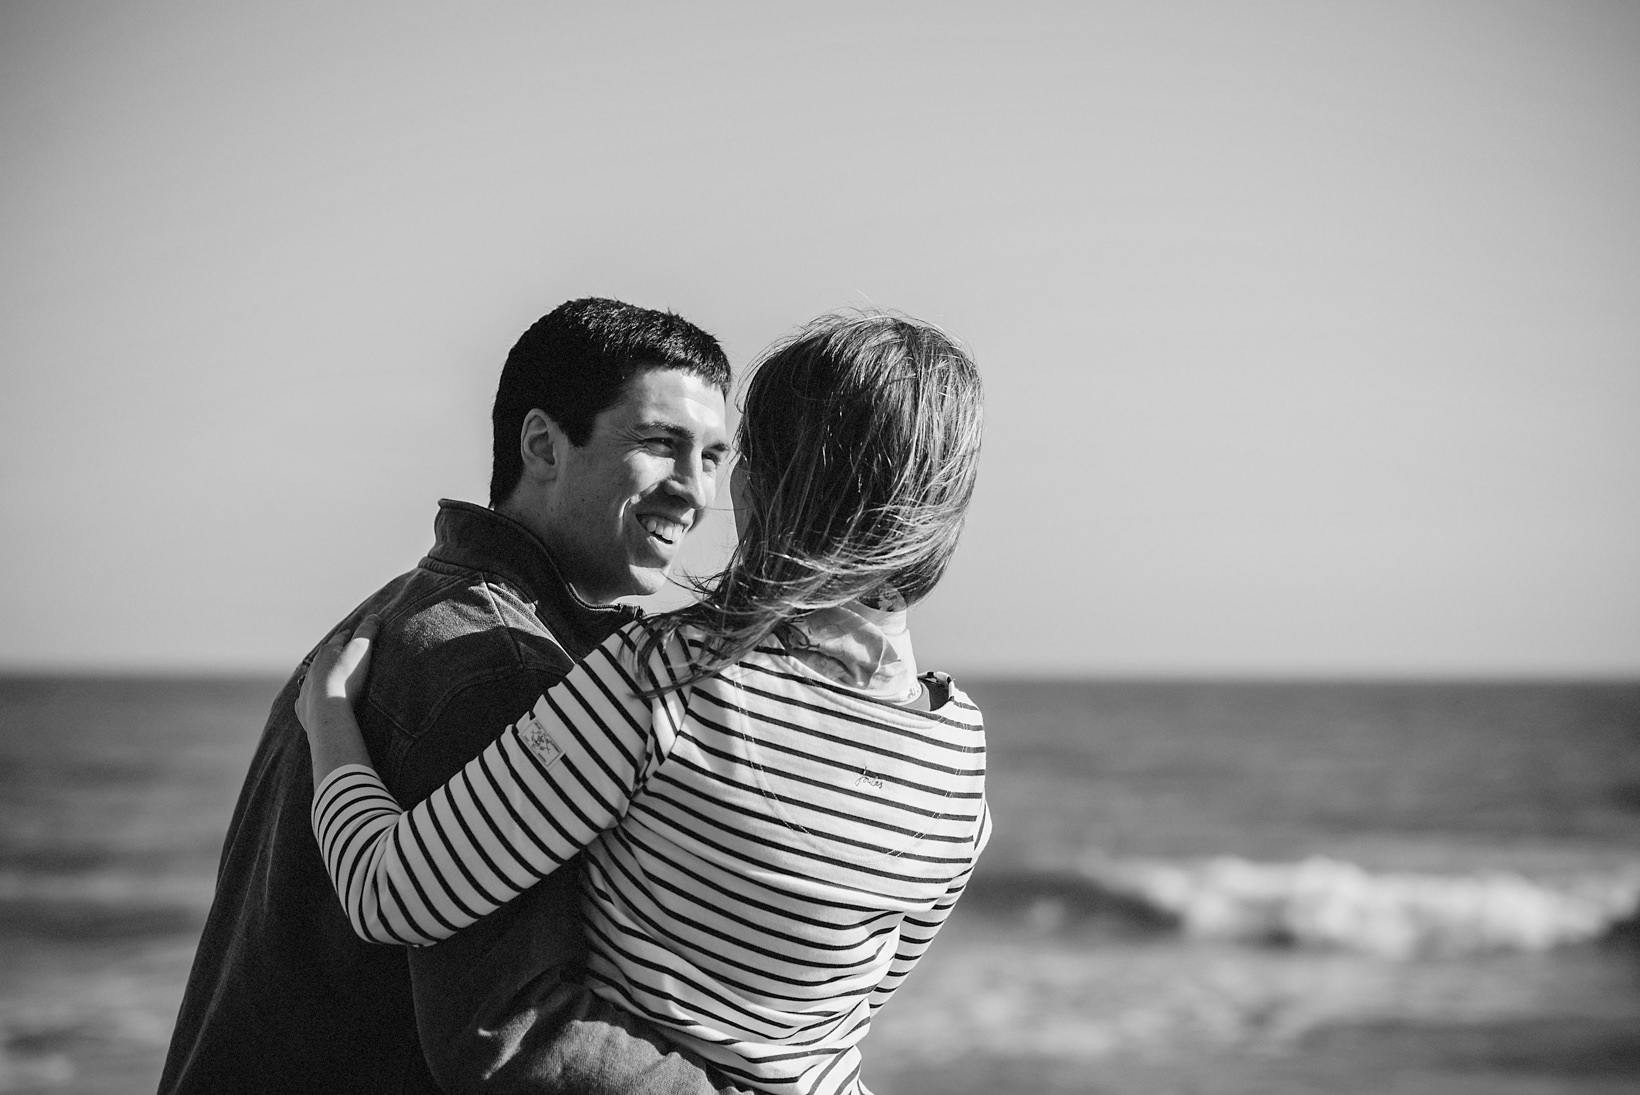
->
[362,561,575,738]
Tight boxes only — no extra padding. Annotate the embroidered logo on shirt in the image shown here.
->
[516,708,565,767]
[855,767,884,791]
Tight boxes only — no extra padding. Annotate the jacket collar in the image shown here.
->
[426,499,640,657]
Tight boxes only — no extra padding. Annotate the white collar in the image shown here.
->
[788,599,921,703]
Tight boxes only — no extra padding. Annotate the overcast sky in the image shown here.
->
[2,1,1636,677]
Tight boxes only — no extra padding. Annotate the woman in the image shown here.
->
[299,311,988,1095]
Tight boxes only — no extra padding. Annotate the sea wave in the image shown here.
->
[968,856,1640,958]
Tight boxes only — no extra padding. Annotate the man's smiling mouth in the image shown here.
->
[639,515,686,546]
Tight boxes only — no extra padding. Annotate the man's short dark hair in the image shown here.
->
[490,297,732,506]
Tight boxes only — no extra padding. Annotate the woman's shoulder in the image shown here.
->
[594,615,706,693]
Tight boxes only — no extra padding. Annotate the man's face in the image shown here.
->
[543,368,730,604]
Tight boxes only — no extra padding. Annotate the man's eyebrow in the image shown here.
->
[633,418,692,435]
[633,419,729,451]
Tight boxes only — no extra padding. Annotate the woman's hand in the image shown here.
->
[297,615,379,783]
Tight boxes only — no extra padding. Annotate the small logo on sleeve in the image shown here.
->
[516,707,565,767]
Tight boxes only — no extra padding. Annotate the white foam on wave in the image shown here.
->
[1080,855,1640,957]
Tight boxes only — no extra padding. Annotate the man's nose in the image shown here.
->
[665,452,714,508]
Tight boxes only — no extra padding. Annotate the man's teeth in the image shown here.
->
[640,516,684,544]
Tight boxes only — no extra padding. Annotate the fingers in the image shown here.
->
[343,615,379,660]
[303,614,381,699]
[295,616,379,733]
[312,631,349,673]
[321,614,379,654]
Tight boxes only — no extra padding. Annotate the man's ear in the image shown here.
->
[518,408,565,485]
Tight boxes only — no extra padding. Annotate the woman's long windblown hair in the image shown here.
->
[639,311,984,692]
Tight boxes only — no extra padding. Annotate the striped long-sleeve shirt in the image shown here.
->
[312,619,990,1095]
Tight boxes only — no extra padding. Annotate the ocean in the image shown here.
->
[1,676,1637,1094]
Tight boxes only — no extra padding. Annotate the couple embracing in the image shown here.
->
[160,298,989,1095]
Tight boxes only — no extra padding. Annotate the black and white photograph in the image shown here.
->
[2,3,1637,1093]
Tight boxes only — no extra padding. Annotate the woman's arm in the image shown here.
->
[298,623,673,947]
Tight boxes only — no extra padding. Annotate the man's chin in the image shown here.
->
[616,564,674,601]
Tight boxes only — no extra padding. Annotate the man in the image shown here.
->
[160,298,736,1094]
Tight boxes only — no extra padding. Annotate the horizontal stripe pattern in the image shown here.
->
[313,621,988,1095]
